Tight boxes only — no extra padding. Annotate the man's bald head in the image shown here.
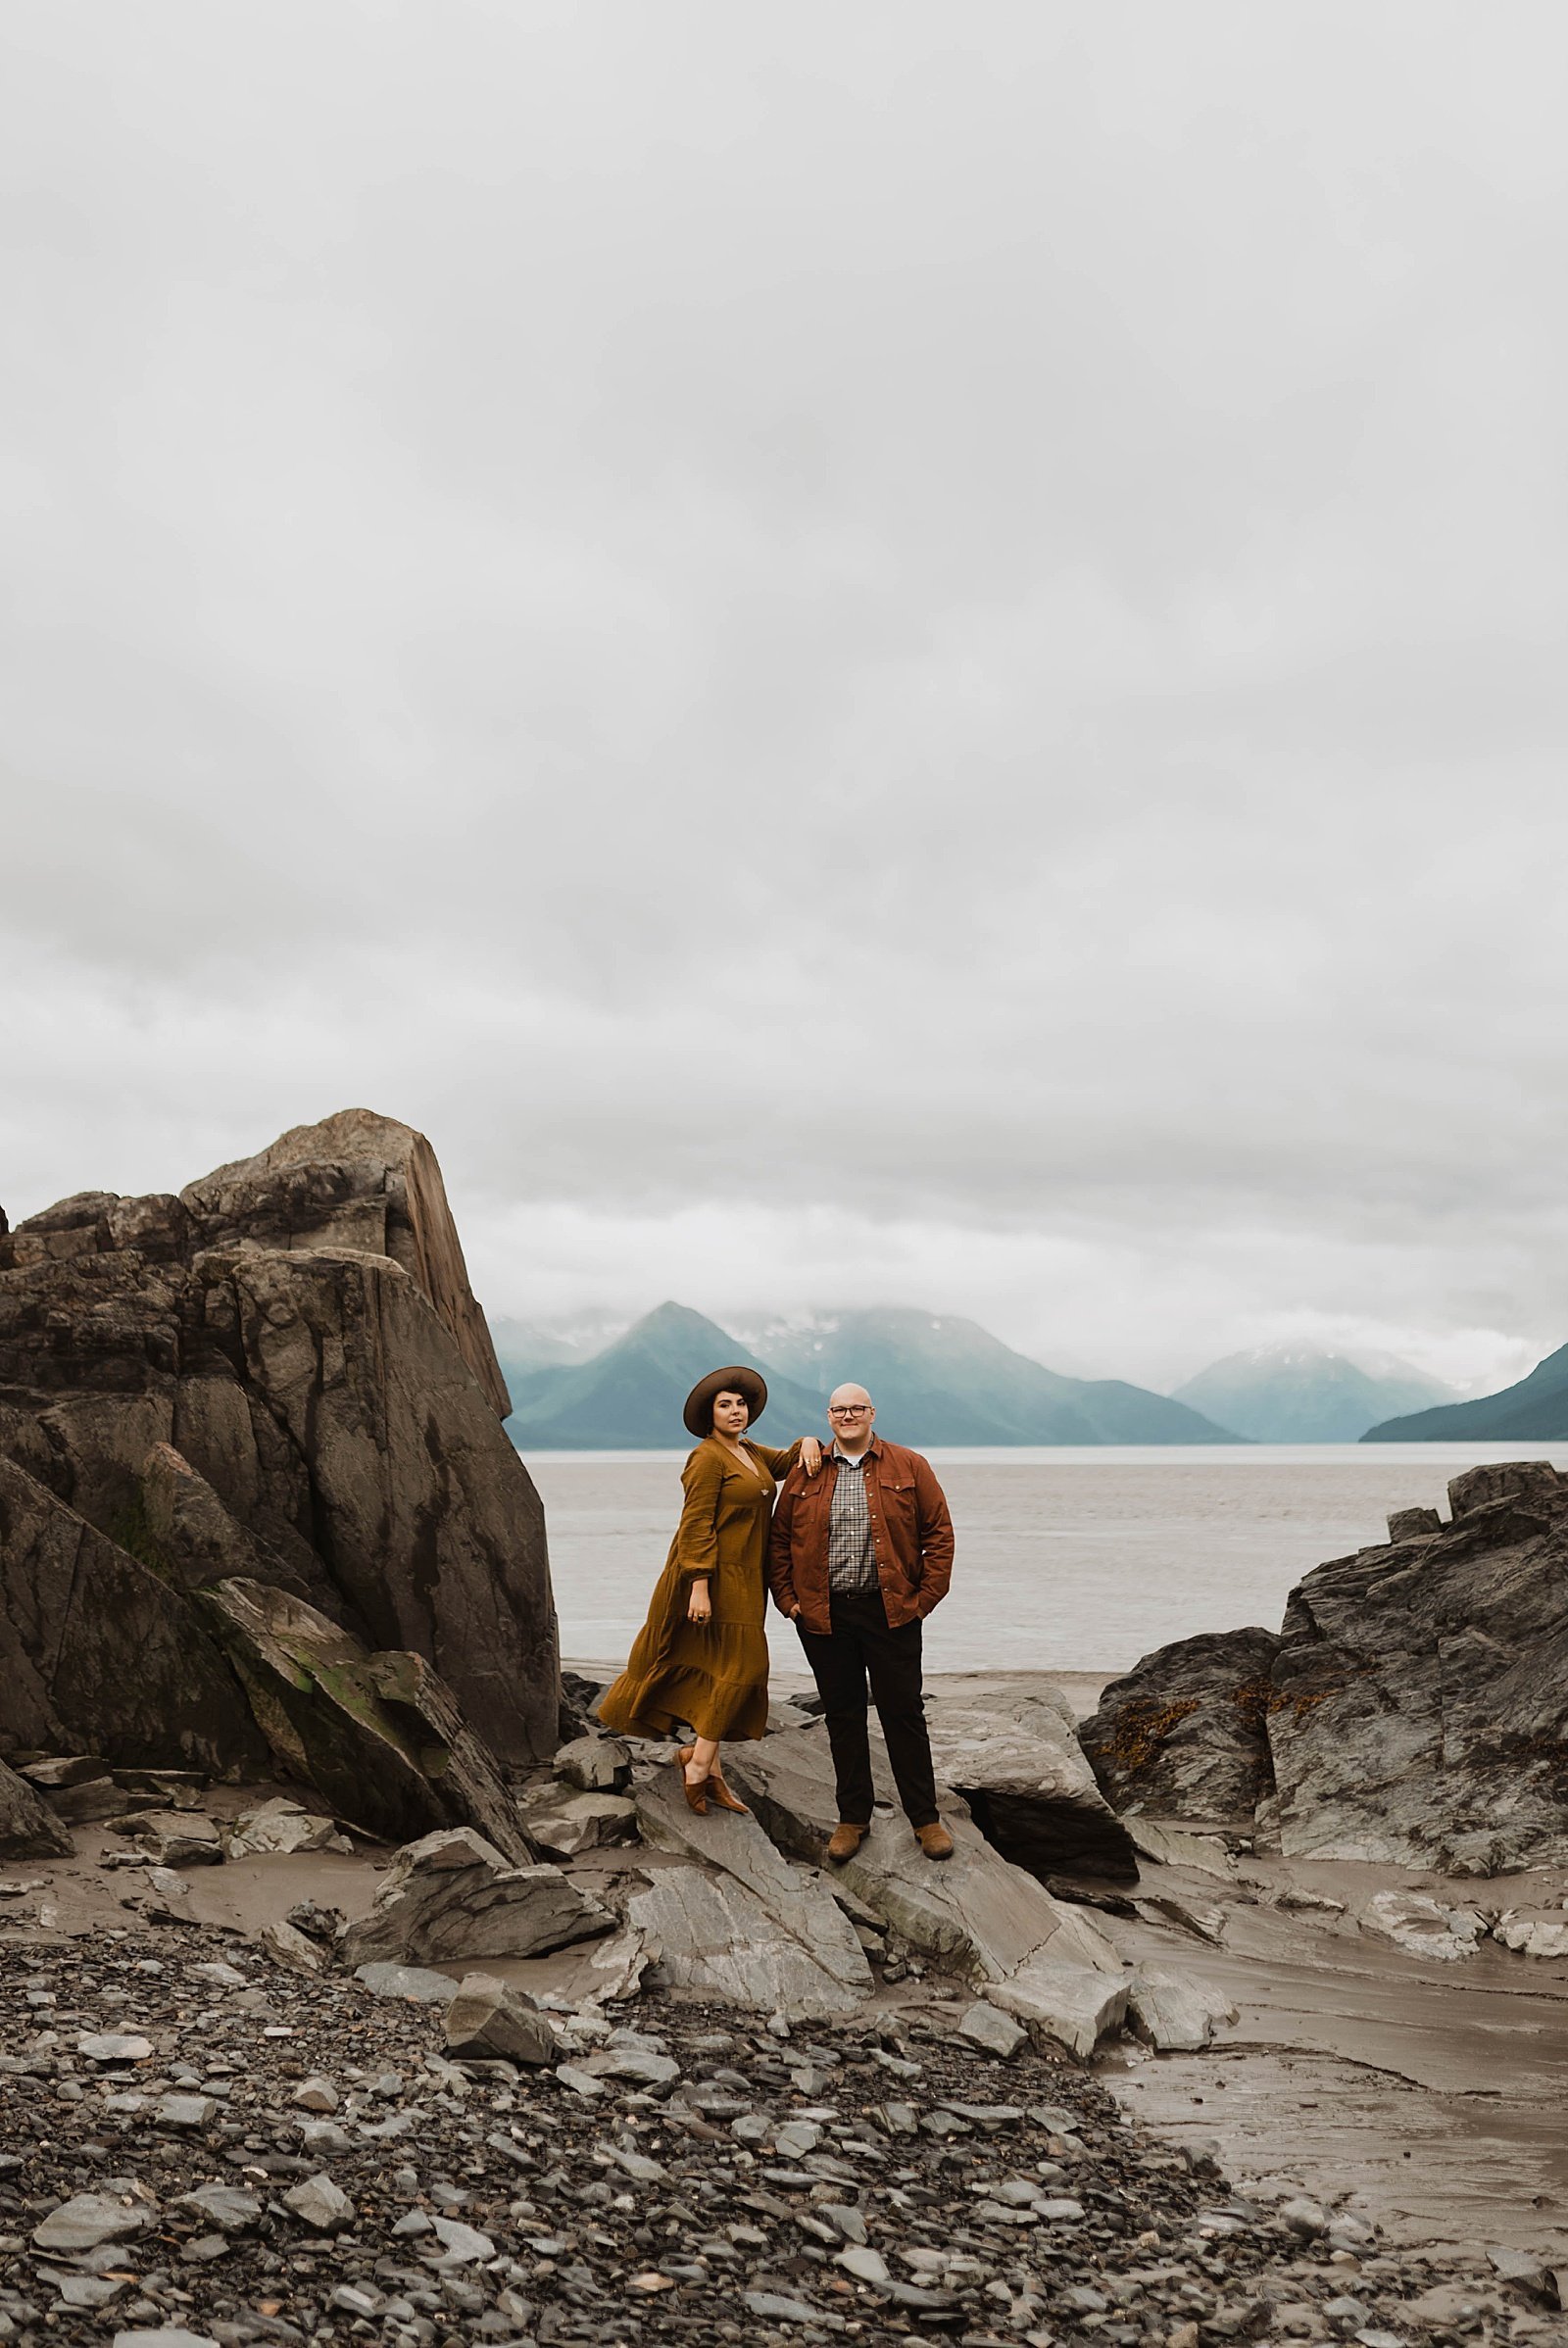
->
[827,1383,875,1455]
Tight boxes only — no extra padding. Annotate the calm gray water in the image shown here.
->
[529,1443,1568,1677]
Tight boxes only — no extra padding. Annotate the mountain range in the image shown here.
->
[1171,1344,1456,1443]
[1363,1341,1568,1442]
[498,1301,1240,1449]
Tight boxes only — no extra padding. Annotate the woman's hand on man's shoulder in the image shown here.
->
[800,1436,823,1478]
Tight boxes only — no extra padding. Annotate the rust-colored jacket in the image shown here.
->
[767,1435,955,1635]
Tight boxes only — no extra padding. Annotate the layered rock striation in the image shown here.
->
[1080,1459,1568,1873]
[0,1111,560,1815]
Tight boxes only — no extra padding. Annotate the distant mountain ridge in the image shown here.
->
[504,1300,1241,1450]
[1172,1344,1455,1444]
[1363,1341,1568,1442]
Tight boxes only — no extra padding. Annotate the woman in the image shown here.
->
[598,1365,821,1814]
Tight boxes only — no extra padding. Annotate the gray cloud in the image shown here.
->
[4,2,1567,1391]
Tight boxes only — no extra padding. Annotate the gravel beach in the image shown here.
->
[2,1925,1557,2348]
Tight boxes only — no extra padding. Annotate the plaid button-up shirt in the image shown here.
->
[826,1444,881,1596]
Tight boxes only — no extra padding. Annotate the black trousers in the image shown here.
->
[796,1588,939,1830]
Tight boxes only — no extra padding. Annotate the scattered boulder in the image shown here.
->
[1360,1889,1488,1962]
[224,1798,349,1858]
[986,1954,1132,2058]
[1078,1627,1282,1826]
[554,1735,631,1793]
[1387,1505,1442,1542]
[520,1786,638,1858]
[922,1681,1139,1882]
[1494,1908,1568,1958]
[120,1811,224,1867]
[340,1828,613,1968]
[956,2002,1026,2058]
[259,1919,330,1975]
[443,1972,558,2066]
[1126,1966,1238,2051]
[0,1755,73,1858]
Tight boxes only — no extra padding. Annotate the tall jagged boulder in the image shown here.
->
[0,1112,558,1766]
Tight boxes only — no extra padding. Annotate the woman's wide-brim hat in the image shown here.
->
[683,1364,768,1439]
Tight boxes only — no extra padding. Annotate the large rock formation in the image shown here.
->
[922,1680,1139,1880]
[1079,1461,1568,1874]
[0,1112,559,1806]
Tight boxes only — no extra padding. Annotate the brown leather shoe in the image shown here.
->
[704,1771,750,1815]
[915,1820,955,1861]
[825,1823,866,1864]
[675,1754,708,1814]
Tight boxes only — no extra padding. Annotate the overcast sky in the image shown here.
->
[4,2,1567,1393]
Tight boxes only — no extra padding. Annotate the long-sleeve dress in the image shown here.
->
[597,1435,803,1742]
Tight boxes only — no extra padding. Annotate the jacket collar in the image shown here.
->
[831,1434,880,1466]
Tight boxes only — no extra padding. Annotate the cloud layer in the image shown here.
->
[4,3,1566,1391]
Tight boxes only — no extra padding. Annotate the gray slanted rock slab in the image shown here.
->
[340,1827,613,1967]
[195,1576,535,1862]
[258,1918,328,1975]
[722,1720,1124,2042]
[282,2174,355,2230]
[625,1865,866,2020]
[443,1972,558,2066]
[632,1760,871,1998]
[223,1797,346,1857]
[0,1456,269,1777]
[1077,1625,1283,1826]
[1126,1965,1239,2051]
[922,1679,1138,1882]
[0,1754,73,1858]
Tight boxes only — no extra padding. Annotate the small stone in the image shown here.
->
[282,2174,355,2231]
[392,2210,434,2237]
[428,2216,496,2264]
[291,2076,340,2113]
[329,2286,380,2318]
[743,2291,842,2330]
[78,2032,154,2063]
[186,1961,247,1988]
[34,2195,155,2253]
[113,2332,220,2348]
[838,2244,891,2286]
[175,2187,262,2233]
[956,2002,1027,2058]
[156,2095,218,2128]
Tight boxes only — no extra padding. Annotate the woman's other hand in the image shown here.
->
[801,1436,823,1478]
[687,1578,712,1624]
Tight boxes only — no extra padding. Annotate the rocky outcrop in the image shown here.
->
[923,1681,1138,1881]
[1078,1461,1568,1875]
[722,1720,1134,2052]
[1077,1627,1282,1826]
[0,1110,558,1770]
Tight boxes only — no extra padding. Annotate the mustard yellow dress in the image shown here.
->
[597,1435,803,1742]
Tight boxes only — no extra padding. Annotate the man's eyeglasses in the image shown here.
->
[828,1405,870,1418]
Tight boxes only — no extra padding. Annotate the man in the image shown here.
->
[768,1383,956,1862]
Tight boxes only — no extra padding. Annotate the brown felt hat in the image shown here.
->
[683,1364,767,1439]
